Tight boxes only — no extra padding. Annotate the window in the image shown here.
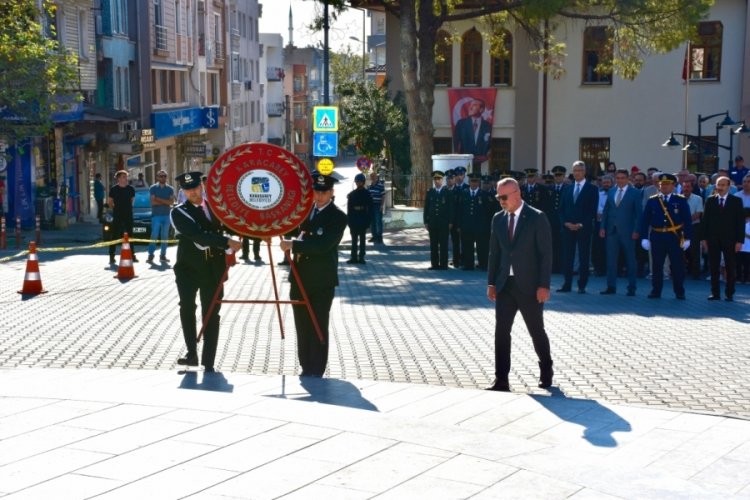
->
[461,28,482,86]
[489,138,511,173]
[231,52,240,82]
[490,30,512,86]
[175,0,181,34]
[688,21,722,80]
[78,8,88,58]
[293,103,304,118]
[582,27,612,84]
[579,138,610,175]
[208,73,219,105]
[114,67,121,109]
[435,30,452,86]
[154,0,163,26]
[112,0,127,34]
[122,67,131,111]
[293,75,303,93]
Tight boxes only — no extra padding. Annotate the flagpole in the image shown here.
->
[683,41,690,170]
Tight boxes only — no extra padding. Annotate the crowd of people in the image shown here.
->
[423,157,750,300]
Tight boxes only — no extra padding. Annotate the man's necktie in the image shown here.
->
[573,183,581,202]
[201,202,211,221]
[719,197,725,209]
[311,207,319,220]
[615,188,624,207]
[508,212,515,241]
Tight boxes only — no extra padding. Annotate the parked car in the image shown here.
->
[101,188,153,241]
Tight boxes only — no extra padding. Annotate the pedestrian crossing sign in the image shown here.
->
[313,106,338,132]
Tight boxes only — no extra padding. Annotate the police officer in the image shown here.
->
[280,173,347,377]
[549,166,567,273]
[346,173,372,264]
[457,172,491,270]
[640,173,692,299]
[171,172,241,372]
[521,168,551,212]
[448,167,465,267]
[423,170,454,270]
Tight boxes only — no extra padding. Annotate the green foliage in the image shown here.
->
[337,80,410,172]
[0,0,80,142]
[330,46,366,88]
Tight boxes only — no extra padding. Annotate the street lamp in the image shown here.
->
[697,111,736,172]
[662,132,732,165]
[349,36,366,80]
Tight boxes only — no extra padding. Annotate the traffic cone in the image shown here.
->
[18,242,47,296]
[114,232,138,280]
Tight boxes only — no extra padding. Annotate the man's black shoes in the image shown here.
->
[600,288,616,295]
[557,286,571,293]
[485,379,510,392]
[707,295,721,301]
[538,361,554,389]
[177,354,199,367]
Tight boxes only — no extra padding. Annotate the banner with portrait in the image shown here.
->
[448,88,497,163]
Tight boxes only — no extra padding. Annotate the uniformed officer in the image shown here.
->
[640,173,692,299]
[423,170,454,270]
[457,172,491,270]
[171,171,242,372]
[448,167,466,267]
[280,173,347,377]
[549,165,567,272]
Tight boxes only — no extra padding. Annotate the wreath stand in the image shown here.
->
[196,238,324,345]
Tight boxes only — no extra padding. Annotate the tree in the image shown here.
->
[337,79,410,176]
[330,46,365,88]
[0,0,79,143]
[318,0,712,205]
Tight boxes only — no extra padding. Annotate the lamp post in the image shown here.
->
[662,132,732,169]
[349,36,366,80]
[697,111,735,173]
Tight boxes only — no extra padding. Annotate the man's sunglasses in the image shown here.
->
[496,190,518,201]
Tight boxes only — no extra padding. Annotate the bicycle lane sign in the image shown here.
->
[313,132,338,157]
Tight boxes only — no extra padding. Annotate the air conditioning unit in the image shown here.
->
[244,80,252,91]
[117,120,137,133]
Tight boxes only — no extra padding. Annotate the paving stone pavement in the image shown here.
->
[1,224,749,420]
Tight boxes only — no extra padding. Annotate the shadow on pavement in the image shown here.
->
[178,370,235,393]
[264,376,379,412]
[531,388,631,447]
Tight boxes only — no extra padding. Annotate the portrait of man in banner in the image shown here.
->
[449,89,497,164]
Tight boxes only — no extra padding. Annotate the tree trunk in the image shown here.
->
[400,1,439,207]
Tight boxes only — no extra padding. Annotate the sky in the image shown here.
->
[259,0,370,53]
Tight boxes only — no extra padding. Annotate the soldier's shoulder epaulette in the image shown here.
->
[673,193,685,198]
[649,193,660,199]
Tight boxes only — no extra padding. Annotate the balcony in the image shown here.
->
[154,25,168,52]
[267,102,284,116]
[214,41,224,62]
[267,67,285,81]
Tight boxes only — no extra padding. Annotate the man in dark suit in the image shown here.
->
[600,169,643,295]
[453,98,491,160]
[171,171,242,372]
[486,178,554,392]
[549,165,568,273]
[423,170,454,270]
[558,160,599,293]
[280,173,348,377]
[701,176,745,301]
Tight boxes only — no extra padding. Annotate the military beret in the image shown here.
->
[176,171,204,190]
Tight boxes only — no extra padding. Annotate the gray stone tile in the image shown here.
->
[425,454,517,487]
[277,483,373,499]
[0,399,115,439]
[0,447,113,493]
[377,475,486,499]
[472,469,582,499]
[0,472,121,500]
[0,424,101,467]
[77,439,217,482]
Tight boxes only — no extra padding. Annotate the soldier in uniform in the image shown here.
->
[280,173,348,377]
[346,173,372,264]
[640,173,692,299]
[457,172,491,270]
[549,166,567,273]
[521,168,551,213]
[423,170,454,270]
[448,167,466,267]
[171,171,242,372]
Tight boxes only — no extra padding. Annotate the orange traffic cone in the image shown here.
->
[18,241,47,295]
[114,232,138,280]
